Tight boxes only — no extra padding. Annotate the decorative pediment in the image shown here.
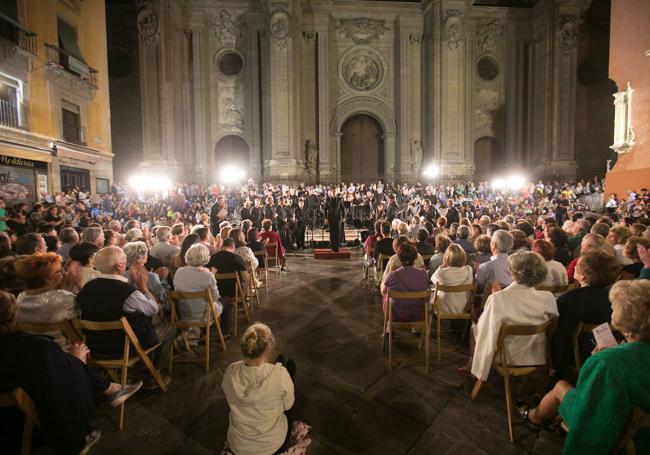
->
[337,18,389,45]
[213,10,246,48]
[477,18,504,52]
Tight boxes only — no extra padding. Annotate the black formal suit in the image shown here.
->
[325,196,345,251]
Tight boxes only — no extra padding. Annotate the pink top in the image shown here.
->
[259,230,285,258]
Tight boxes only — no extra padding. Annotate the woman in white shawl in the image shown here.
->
[431,244,473,313]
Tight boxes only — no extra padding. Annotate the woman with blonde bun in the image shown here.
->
[221,323,296,455]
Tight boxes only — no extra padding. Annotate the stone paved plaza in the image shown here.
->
[91,253,563,455]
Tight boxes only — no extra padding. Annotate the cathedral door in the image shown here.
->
[340,114,384,182]
[214,135,250,168]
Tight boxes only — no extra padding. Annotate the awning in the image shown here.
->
[57,18,86,64]
[0,142,52,163]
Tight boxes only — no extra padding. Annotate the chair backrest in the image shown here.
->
[421,255,433,270]
[167,288,215,323]
[72,317,142,360]
[496,318,557,367]
[265,242,279,259]
[432,282,475,314]
[377,254,391,272]
[16,319,81,343]
[214,271,244,297]
[0,388,40,426]
[535,284,569,294]
[609,407,650,455]
[572,321,613,369]
[387,289,431,322]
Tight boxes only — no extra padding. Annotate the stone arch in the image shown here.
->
[212,133,251,169]
[329,97,396,181]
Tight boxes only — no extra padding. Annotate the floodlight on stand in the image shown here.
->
[491,177,506,191]
[506,174,526,192]
[422,163,439,178]
[219,165,247,184]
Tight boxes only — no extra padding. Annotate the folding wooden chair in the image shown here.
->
[167,289,227,373]
[535,284,569,295]
[16,319,82,344]
[382,289,431,374]
[363,246,375,282]
[431,283,475,361]
[254,250,269,289]
[573,321,611,370]
[72,317,168,430]
[0,388,40,455]
[265,242,281,276]
[245,260,262,308]
[214,271,250,336]
[470,318,557,443]
[375,253,392,287]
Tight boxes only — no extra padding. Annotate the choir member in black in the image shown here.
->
[239,200,253,222]
[305,189,320,229]
[251,198,264,228]
[444,199,460,225]
[293,199,307,249]
[263,196,277,230]
[325,189,345,252]
[280,197,295,249]
[209,196,228,235]
[385,193,399,222]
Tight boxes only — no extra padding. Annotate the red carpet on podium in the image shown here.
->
[313,248,351,260]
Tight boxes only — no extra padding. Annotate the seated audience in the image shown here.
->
[519,280,650,454]
[246,228,266,254]
[428,234,452,276]
[150,226,180,267]
[511,229,531,253]
[455,225,474,255]
[380,243,429,322]
[123,241,168,309]
[103,229,119,247]
[57,227,79,261]
[550,250,619,381]
[566,233,607,282]
[230,228,259,271]
[475,230,514,293]
[77,246,174,388]
[384,236,425,277]
[469,234,492,270]
[259,219,286,272]
[171,233,200,271]
[431,244,474,313]
[173,243,223,324]
[222,323,296,455]
[619,237,650,279]
[469,252,558,381]
[69,242,100,289]
[81,227,104,249]
[567,219,591,253]
[415,228,435,256]
[532,239,569,289]
[0,291,142,455]
[607,226,633,265]
[14,233,47,255]
[547,227,572,266]
[373,221,395,263]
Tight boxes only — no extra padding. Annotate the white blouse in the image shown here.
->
[235,246,259,270]
[431,265,474,313]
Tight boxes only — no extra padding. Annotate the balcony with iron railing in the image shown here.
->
[0,12,37,56]
[0,99,28,130]
[45,43,98,88]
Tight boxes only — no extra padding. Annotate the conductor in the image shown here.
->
[325,188,345,252]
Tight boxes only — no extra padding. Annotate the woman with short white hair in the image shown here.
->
[122,241,168,309]
[172,243,222,323]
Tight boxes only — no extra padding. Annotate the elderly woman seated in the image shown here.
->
[619,236,650,279]
[466,252,559,381]
[0,290,142,454]
[172,243,222,325]
[428,234,452,277]
[380,243,430,322]
[431,244,474,314]
[123,241,169,310]
[550,250,620,381]
[532,239,569,290]
[519,280,650,454]
[14,253,80,345]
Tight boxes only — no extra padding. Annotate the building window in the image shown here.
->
[61,102,85,145]
[477,56,499,81]
[57,17,89,79]
[217,51,245,77]
[0,1,19,45]
[0,73,26,129]
[60,165,89,192]
[96,177,109,194]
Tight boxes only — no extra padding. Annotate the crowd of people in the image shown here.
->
[0,176,648,454]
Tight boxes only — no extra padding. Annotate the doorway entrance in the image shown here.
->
[340,114,384,182]
[214,135,249,168]
[474,137,501,182]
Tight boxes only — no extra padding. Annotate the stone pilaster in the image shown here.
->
[315,13,330,182]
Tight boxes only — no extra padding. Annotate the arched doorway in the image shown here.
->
[473,137,501,181]
[214,135,250,168]
[340,114,384,182]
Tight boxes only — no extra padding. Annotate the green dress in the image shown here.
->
[559,341,650,454]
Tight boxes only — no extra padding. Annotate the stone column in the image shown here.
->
[189,27,207,181]
[315,14,330,181]
[264,0,303,180]
[532,0,592,178]
[137,0,164,169]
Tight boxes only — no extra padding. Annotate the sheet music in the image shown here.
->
[592,323,617,349]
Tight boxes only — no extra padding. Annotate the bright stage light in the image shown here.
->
[422,164,440,178]
[219,165,247,184]
[128,173,172,193]
[491,178,506,190]
[507,174,526,191]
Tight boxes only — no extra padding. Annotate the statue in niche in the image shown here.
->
[305,140,319,175]
[410,140,423,174]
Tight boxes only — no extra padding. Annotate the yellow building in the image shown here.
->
[0,0,112,205]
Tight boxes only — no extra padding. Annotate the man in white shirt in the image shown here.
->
[476,230,514,293]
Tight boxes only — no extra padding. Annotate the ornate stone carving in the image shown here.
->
[409,34,423,45]
[477,18,504,52]
[443,10,464,51]
[213,10,246,48]
[305,140,319,175]
[557,14,579,54]
[341,48,384,92]
[409,140,423,173]
[611,82,635,154]
[222,97,245,130]
[270,5,291,49]
[137,8,159,44]
[337,18,389,45]
[302,31,317,42]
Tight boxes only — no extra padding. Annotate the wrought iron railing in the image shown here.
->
[44,43,98,88]
[0,99,28,130]
[0,13,37,55]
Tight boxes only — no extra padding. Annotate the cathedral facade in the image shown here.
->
[133,0,595,183]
